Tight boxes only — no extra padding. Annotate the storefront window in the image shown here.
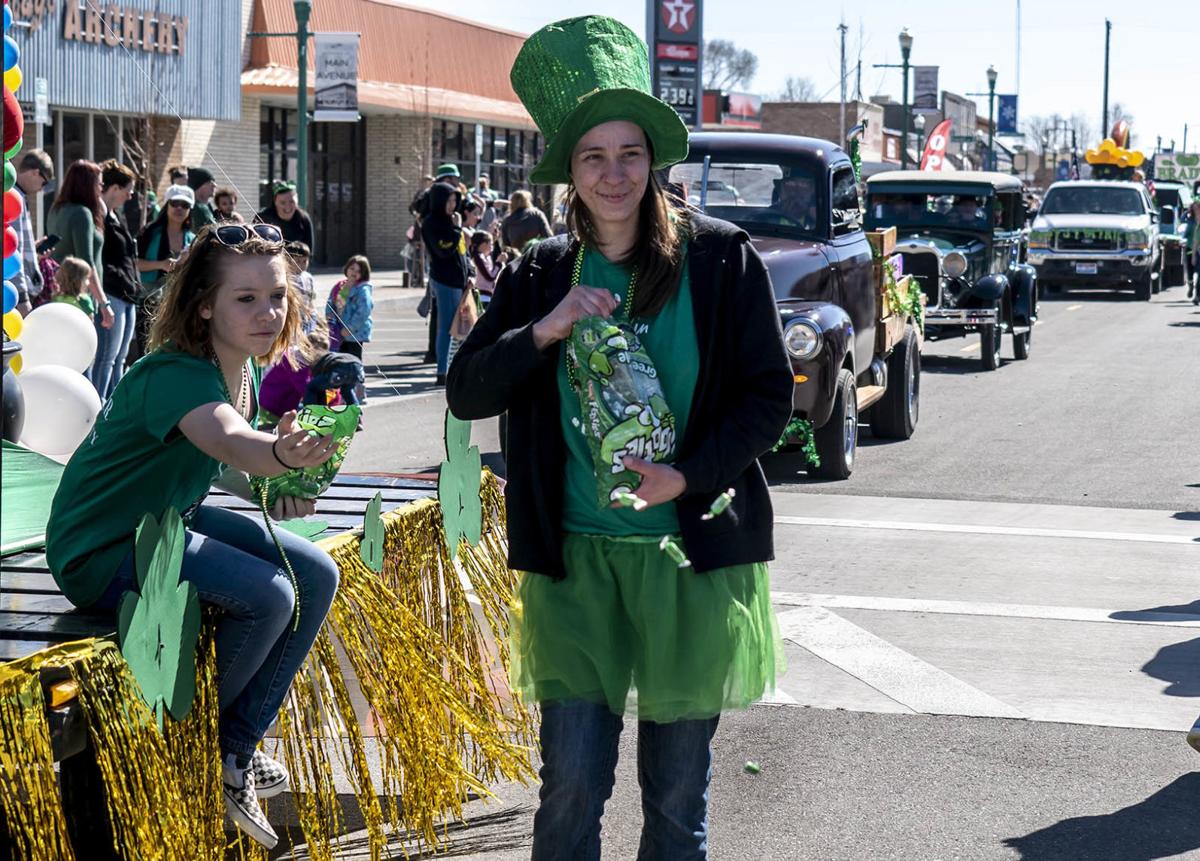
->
[431,121,545,201]
[61,113,87,170]
[93,116,119,164]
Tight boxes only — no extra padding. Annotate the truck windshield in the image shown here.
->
[866,192,997,230]
[1041,186,1144,215]
[668,159,823,237]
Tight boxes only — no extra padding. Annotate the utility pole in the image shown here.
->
[1101,19,1111,137]
[874,28,914,169]
[839,21,848,144]
[855,59,862,101]
[1183,124,1189,153]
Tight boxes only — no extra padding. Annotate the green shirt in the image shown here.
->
[190,201,217,231]
[53,294,96,318]
[557,250,699,536]
[46,203,105,292]
[45,349,257,607]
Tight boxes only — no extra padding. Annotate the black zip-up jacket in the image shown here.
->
[447,213,793,579]
[421,183,472,288]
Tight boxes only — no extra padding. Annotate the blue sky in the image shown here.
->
[408,0,1199,153]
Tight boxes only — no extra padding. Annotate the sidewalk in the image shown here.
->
[310,267,424,311]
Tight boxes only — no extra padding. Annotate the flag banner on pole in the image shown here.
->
[920,120,953,171]
[997,95,1018,135]
[913,66,939,112]
[314,33,360,122]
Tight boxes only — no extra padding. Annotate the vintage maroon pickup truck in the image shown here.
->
[668,133,922,479]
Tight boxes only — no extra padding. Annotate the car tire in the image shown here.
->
[1012,325,1032,360]
[869,327,919,440]
[1135,272,1152,301]
[980,306,1002,371]
[810,368,857,480]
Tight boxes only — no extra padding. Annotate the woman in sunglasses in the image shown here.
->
[130,184,197,365]
[45,223,342,850]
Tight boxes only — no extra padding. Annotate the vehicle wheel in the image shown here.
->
[1012,325,1032,361]
[869,327,919,440]
[1134,272,1152,301]
[810,368,857,480]
[980,307,1002,371]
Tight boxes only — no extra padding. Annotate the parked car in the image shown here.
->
[1025,179,1162,300]
[865,171,1038,370]
[669,133,923,479]
[1152,180,1194,288]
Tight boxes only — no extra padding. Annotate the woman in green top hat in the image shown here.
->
[447,16,793,860]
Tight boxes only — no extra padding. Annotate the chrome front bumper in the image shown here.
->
[925,307,999,325]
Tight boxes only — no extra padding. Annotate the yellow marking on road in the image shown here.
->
[959,343,980,353]
[1067,304,1083,311]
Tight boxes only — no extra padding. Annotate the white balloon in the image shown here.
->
[18,366,103,456]
[18,302,99,374]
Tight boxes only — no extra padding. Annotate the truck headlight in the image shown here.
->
[1126,229,1151,250]
[783,319,823,360]
[943,251,968,278]
[1028,229,1052,249]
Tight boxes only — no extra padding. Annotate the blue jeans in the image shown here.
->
[532,699,719,861]
[432,278,463,376]
[92,505,340,757]
[92,296,136,400]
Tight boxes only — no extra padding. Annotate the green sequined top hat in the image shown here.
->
[511,16,689,185]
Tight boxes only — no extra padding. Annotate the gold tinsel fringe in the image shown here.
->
[0,470,534,858]
[0,665,75,861]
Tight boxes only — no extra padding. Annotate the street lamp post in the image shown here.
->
[248,0,314,206]
[914,113,926,164]
[873,28,914,169]
[986,65,997,171]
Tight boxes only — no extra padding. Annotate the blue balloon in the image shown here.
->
[3,35,18,72]
[3,255,19,280]
[2,280,16,315]
[3,7,11,33]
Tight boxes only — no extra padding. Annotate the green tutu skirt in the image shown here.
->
[509,533,783,723]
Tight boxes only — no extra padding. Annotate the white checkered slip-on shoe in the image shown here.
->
[223,766,278,849]
[1187,716,1200,754]
[251,749,290,799]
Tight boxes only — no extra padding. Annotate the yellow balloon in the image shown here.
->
[4,65,22,93]
[2,309,21,340]
[10,353,21,375]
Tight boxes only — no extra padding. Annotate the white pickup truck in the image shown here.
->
[1026,180,1161,300]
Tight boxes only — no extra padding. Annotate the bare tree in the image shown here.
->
[777,75,818,102]
[704,39,758,90]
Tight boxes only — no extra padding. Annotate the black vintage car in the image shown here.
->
[669,133,922,479]
[865,171,1038,370]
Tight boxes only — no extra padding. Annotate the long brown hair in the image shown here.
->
[566,171,687,318]
[51,160,104,232]
[148,228,308,368]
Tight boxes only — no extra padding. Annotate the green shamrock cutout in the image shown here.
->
[437,410,482,561]
[278,519,330,541]
[359,491,384,573]
[117,508,201,732]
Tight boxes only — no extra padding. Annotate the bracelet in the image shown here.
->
[272,437,297,471]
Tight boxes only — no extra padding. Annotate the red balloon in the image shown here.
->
[3,225,17,258]
[2,85,22,155]
[2,189,20,227]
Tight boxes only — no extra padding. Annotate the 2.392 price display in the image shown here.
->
[659,84,696,107]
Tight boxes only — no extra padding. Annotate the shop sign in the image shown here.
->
[60,2,189,55]
[1154,154,1200,183]
[913,66,938,112]
[314,33,360,122]
[650,0,702,128]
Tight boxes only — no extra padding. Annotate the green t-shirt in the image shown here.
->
[53,294,96,318]
[45,349,257,607]
[557,250,699,536]
[190,201,217,231]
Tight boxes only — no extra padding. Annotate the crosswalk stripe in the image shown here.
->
[775,606,1025,719]
[773,515,1198,546]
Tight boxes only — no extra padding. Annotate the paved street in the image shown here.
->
[259,281,1200,859]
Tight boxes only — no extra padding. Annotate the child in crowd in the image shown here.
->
[325,255,373,403]
[469,230,507,308]
[285,241,317,331]
[31,236,62,309]
[52,257,96,318]
[44,223,341,850]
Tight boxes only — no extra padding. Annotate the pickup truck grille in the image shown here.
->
[899,252,940,305]
[1054,233,1124,251]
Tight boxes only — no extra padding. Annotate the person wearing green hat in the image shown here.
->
[436,162,461,180]
[255,181,315,252]
[446,16,792,859]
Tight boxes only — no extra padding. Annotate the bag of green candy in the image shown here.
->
[250,403,362,507]
[565,316,677,508]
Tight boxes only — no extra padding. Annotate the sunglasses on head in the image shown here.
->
[213,223,284,246]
